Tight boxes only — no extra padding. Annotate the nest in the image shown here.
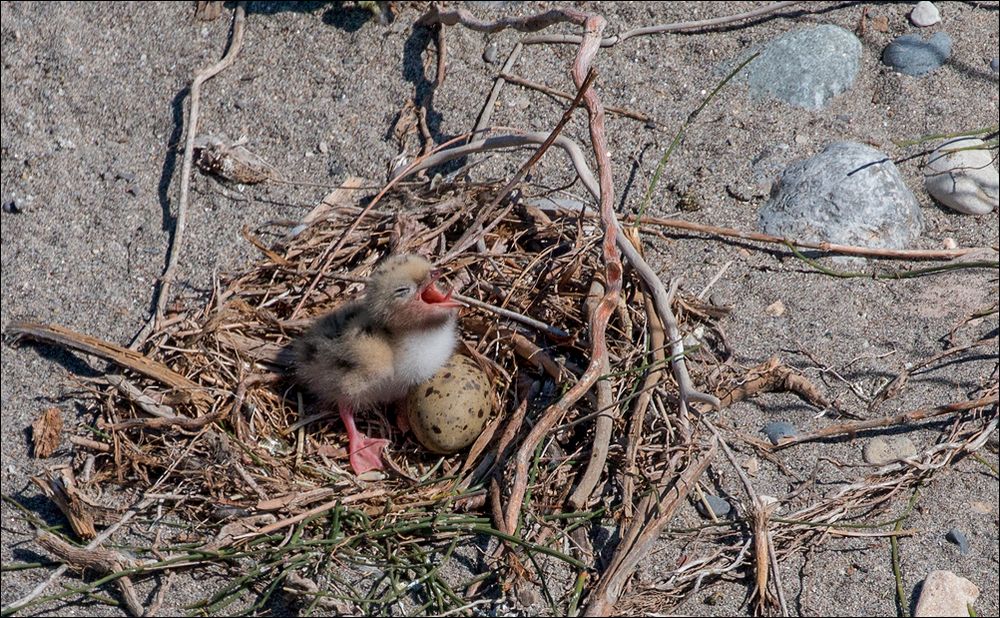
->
[13,175,997,616]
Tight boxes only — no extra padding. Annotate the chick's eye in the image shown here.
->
[393,285,413,299]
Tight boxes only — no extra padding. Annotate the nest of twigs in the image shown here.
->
[11,170,999,616]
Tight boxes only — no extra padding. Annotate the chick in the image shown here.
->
[294,254,461,475]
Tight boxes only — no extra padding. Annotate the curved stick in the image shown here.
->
[131,3,247,348]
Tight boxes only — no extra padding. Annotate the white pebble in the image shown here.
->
[924,138,999,215]
[910,1,940,27]
[914,571,979,617]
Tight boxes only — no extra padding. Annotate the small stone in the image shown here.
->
[741,25,861,110]
[760,142,922,249]
[882,32,952,77]
[863,436,917,464]
[991,57,999,73]
[764,300,786,317]
[762,422,797,445]
[870,15,889,32]
[941,237,957,250]
[2,199,21,214]
[946,528,970,555]
[913,570,979,616]
[696,494,732,519]
[924,138,999,215]
[317,140,329,154]
[910,2,940,27]
[969,501,991,515]
[483,40,499,64]
[744,456,760,476]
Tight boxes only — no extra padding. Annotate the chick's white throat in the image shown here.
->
[394,316,457,386]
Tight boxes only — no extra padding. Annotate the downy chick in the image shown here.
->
[294,254,461,475]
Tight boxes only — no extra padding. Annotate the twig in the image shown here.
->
[473,42,523,137]
[583,441,717,616]
[500,72,654,124]
[621,248,668,518]
[8,322,210,407]
[2,497,155,616]
[105,375,176,418]
[453,294,569,340]
[522,1,802,45]
[130,3,247,348]
[772,395,998,450]
[567,279,614,510]
[34,530,144,617]
[644,216,990,261]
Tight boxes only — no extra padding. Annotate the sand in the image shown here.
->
[2,2,997,615]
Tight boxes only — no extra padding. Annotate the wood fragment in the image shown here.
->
[32,467,97,539]
[31,407,64,458]
[9,322,211,407]
[35,529,144,617]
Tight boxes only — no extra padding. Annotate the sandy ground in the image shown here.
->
[2,1,998,616]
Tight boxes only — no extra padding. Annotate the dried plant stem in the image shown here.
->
[34,531,143,617]
[567,279,614,510]
[522,1,802,45]
[8,322,210,407]
[131,3,247,348]
[500,72,653,123]
[583,441,717,616]
[2,497,154,616]
[638,215,990,261]
[772,395,998,450]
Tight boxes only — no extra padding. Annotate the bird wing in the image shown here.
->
[294,303,396,407]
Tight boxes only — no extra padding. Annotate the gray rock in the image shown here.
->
[914,570,979,616]
[863,436,917,464]
[760,142,923,249]
[743,25,861,110]
[696,494,732,519]
[991,57,999,73]
[762,421,797,445]
[910,1,941,27]
[946,528,970,555]
[483,41,499,64]
[882,32,952,77]
[924,138,999,215]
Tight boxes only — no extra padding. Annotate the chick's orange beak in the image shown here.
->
[419,270,462,308]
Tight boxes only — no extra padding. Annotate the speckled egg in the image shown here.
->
[406,354,493,454]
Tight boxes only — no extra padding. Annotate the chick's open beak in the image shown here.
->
[419,269,462,308]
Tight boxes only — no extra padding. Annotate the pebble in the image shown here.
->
[696,494,732,519]
[764,300,786,317]
[760,142,923,249]
[2,199,21,214]
[946,528,970,555]
[742,25,861,110]
[991,57,999,73]
[882,32,952,77]
[923,138,999,215]
[913,570,979,616]
[909,2,941,27]
[483,41,499,64]
[762,421,797,445]
[317,140,329,154]
[862,436,917,464]
[941,237,957,250]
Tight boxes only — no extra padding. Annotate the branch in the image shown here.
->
[130,2,247,348]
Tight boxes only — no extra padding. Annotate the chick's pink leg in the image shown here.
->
[339,402,389,475]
